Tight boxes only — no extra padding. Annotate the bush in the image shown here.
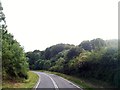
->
[2,29,29,79]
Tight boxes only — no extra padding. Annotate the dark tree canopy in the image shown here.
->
[26,38,119,87]
[79,40,92,51]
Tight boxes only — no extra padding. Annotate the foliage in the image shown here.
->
[1,2,29,79]
[50,57,65,72]
[79,38,106,51]
[2,71,39,88]
[79,40,92,51]
[2,29,29,79]
[26,38,119,87]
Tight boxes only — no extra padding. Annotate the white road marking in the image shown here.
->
[48,74,83,90]
[32,71,41,89]
[42,73,59,90]
[59,76,83,90]
[33,71,83,90]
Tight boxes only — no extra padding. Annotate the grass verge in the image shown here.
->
[38,70,92,90]
[38,70,113,90]
[2,71,39,89]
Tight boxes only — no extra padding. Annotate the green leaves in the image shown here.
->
[2,29,29,79]
[26,38,119,87]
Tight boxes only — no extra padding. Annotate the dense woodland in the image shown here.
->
[2,29,29,80]
[0,1,120,88]
[26,39,119,87]
[0,2,29,80]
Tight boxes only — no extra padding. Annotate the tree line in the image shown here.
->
[0,1,119,87]
[0,2,29,80]
[26,38,119,87]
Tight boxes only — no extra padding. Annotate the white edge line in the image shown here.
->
[32,71,83,90]
[43,73,59,90]
[32,71,41,89]
[59,76,83,90]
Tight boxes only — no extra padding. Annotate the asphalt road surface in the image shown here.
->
[33,71,83,90]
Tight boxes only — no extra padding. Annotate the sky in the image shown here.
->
[1,0,119,52]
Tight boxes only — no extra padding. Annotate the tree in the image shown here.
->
[65,47,82,60]
[1,2,29,79]
[34,59,45,70]
[90,38,106,50]
[79,40,92,51]
[26,38,119,87]
[2,29,29,79]
[43,60,51,70]
[0,2,6,29]
[50,57,65,72]
[26,50,41,69]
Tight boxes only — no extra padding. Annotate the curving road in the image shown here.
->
[33,71,83,90]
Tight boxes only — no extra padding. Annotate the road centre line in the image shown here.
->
[42,73,59,90]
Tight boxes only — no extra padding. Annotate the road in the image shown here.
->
[33,71,83,90]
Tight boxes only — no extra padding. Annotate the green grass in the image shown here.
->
[38,70,92,90]
[2,71,39,89]
[38,70,113,90]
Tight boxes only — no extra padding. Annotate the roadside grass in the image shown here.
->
[37,70,92,90]
[2,71,39,89]
[38,70,114,90]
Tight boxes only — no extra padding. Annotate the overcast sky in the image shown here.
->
[1,0,119,52]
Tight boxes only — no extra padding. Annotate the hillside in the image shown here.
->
[26,38,119,88]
